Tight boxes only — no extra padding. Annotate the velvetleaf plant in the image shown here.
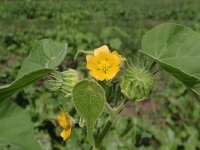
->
[0,23,200,149]
[49,44,155,149]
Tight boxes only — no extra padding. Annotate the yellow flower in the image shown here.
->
[57,109,72,140]
[86,45,122,81]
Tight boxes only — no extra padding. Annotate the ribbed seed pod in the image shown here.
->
[120,66,154,101]
[48,69,80,98]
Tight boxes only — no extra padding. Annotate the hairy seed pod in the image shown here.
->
[48,69,80,98]
[120,66,154,101]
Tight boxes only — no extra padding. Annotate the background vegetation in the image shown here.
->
[0,0,200,149]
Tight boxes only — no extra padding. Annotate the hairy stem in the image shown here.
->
[74,50,93,60]
[94,118,114,149]
[105,101,116,119]
[94,99,128,149]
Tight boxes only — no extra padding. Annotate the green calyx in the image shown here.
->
[120,65,154,101]
[48,69,80,98]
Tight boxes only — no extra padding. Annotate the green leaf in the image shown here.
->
[0,100,41,150]
[72,80,105,143]
[141,23,200,96]
[0,39,67,103]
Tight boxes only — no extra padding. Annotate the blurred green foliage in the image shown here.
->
[0,0,200,149]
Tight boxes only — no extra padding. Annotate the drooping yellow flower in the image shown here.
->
[86,45,122,81]
[57,109,72,140]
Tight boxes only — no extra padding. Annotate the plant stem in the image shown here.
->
[93,99,129,149]
[94,102,115,149]
[94,118,114,149]
[149,61,156,71]
[74,50,93,60]
[105,101,116,119]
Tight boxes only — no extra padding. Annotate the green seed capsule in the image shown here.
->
[48,69,80,98]
[120,66,154,101]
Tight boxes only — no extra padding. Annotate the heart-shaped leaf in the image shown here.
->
[0,39,67,102]
[0,100,41,150]
[72,80,105,143]
[141,23,200,97]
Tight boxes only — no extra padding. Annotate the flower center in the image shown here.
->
[98,60,111,73]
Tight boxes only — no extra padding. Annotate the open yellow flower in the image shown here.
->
[86,45,122,81]
[57,109,72,140]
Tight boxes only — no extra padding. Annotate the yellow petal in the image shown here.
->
[61,128,71,140]
[94,45,109,56]
[109,51,122,66]
[57,114,66,128]
[86,57,99,70]
[86,55,94,62]
[105,66,119,80]
[57,110,71,128]
[96,51,110,61]
[90,70,105,81]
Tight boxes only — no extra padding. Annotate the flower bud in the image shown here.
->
[48,69,80,98]
[120,66,154,101]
